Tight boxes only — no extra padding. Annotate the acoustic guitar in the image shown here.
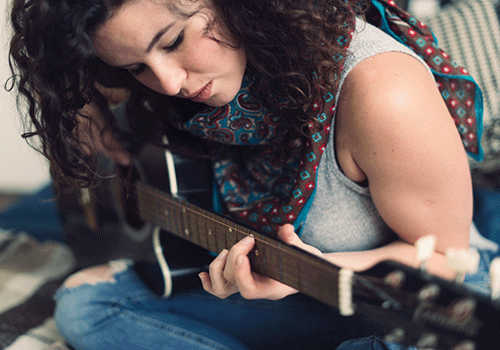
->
[111,133,500,350]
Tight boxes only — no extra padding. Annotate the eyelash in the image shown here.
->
[165,31,184,53]
[128,31,184,76]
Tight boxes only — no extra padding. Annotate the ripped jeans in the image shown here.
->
[53,248,498,350]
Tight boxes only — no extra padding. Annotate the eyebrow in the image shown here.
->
[146,23,175,53]
[116,22,176,69]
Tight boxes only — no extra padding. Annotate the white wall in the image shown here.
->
[0,0,51,194]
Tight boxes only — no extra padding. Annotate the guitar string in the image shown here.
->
[124,182,390,302]
[134,184,345,292]
[142,183,408,309]
[119,181,499,347]
[139,183,340,270]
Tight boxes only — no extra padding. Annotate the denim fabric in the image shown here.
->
[53,248,496,350]
[463,247,500,296]
[53,263,373,350]
[336,336,420,350]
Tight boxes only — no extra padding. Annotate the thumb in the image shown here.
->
[277,224,322,257]
[277,224,301,245]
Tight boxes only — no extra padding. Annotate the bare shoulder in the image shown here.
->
[338,51,445,126]
[335,51,461,181]
[335,51,472,252]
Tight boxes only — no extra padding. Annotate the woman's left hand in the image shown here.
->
[199,224,322,300]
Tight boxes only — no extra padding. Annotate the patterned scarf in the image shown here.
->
[368,0,483,160]
[174,0,483,235]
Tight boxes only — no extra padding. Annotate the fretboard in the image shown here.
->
[136,181,341,309]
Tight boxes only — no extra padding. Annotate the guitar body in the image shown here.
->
[114,131,216,296]
[86,120,499,349]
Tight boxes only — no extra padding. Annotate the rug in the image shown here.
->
[0,229,76,350]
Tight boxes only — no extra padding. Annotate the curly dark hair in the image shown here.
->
[8,0,361,187]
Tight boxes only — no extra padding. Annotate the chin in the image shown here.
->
[205,100,227,107]
[208,90,240,107]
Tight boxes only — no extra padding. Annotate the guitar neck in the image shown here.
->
[136,181,341,309]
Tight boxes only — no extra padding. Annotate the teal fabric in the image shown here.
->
[0,183,64,242]
[371,0,484,161]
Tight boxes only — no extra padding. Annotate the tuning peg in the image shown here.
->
[446,248,480,283]
[490,257,500,300]
[416,235,436,271]
[384,328,405,344]
[418,283,440,302]
[416,333,438,349]
[452,341,476,350]
[450,298,476,323]
[384,270,406,290]
[338,268,355,316]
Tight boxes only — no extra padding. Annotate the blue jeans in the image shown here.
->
[53,261,374,350]
[53,248,497,350]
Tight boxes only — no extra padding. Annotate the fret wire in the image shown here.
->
[186,202,197,245]
[172,199,182,236]
[144,185,336,270]
[166,200,175,233]
[154,196,167,231]
[260,235,268,276]
[137,186,336,299]
[149,190,337,273]
[182,204,190,242]
[214,217,226,254]
[193,201,207,248]
[207,212,218,253]
[224,220,236,249]
[221,221,229,253]
[222,217,231,251]
[156,197,167,232]
[157,197,172,234]
[172,198,181,236]
[193,203,203,246]
[141,195,340,305]
[138,184,341,286]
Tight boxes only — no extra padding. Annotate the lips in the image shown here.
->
[189,81,212,103]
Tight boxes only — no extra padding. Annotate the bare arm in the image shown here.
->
[332,51,473,279]
[201,52,473,300]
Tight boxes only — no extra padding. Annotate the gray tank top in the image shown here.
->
[299,19,432,253]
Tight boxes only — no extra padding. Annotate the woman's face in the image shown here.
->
[93,0,247,107]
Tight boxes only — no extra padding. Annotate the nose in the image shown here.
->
[151,61,186,96]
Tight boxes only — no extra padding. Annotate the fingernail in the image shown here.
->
[241,235,255,245]
[217,249,228,259]
[198,273,205,281]
[235,255,244,267]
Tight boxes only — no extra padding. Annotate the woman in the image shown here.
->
[8,0,492,348]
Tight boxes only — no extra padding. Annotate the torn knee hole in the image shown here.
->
[63,260,132,288]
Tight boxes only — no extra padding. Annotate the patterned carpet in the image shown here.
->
[0,229,76,350]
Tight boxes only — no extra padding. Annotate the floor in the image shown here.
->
[0,193,24,212]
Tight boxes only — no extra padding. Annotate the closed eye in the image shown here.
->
[127,31,183,76]
[164,31,184,53]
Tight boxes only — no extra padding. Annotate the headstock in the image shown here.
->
[350,237,500,349]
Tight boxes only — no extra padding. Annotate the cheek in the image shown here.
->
[188,39,238,70]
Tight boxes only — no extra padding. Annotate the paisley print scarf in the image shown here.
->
[173,0,483,235]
